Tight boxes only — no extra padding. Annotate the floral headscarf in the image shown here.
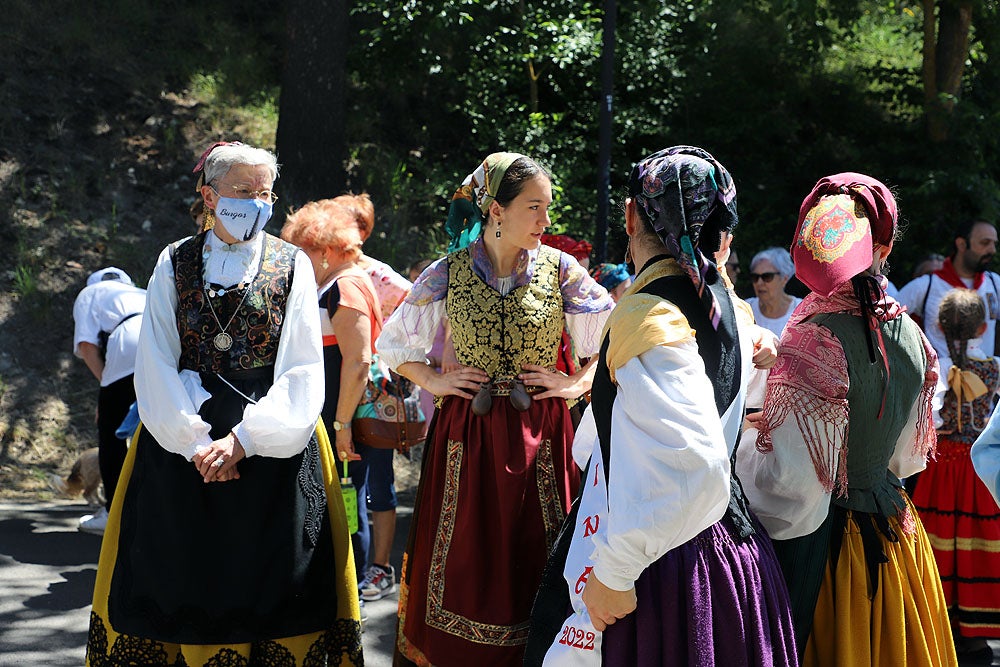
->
[590,262,631,291]
[627,145,738,329]
[760,217,938,505]
[789,172,902,420]
[792,172,897,298]
[445,152,526,251]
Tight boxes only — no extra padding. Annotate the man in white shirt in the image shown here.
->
[72,267,146,534]
[897,219,999,361]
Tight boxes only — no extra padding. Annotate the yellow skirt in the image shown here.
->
[803,499,957,667]
[85,420,362,666]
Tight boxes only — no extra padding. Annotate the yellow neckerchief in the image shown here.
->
[602,258,693,383]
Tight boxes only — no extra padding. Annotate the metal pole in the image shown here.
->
[595,0,617,264]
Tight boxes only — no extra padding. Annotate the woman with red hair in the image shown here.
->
[282,194,403,615]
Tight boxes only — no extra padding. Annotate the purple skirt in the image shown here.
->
[602,514,798,667]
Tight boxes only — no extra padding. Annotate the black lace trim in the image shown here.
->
[298,435,326,548]
[86,612,364,666]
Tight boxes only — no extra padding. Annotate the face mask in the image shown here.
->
[214,196,272,242]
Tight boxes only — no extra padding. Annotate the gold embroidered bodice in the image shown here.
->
[446,246,564,378]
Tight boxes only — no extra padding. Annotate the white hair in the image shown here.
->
[203,143,279,186]
[750,246,794,278]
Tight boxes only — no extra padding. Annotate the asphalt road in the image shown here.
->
[0,500,408,666]
[3,500,998,666]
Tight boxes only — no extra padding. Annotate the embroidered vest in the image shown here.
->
[173,232,297,374]
[938,357,999,444]
[446,246,564,378]
[811,312,925,516]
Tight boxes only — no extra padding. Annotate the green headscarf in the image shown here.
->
[445,152,525,251]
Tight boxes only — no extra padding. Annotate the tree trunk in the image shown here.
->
[594,0,617,264]
[924,0,973,143]
[922,0,937,107]
[528,61,540,114]
[276,0,348,216]
[937,0,973,100]
[518,0,540,113]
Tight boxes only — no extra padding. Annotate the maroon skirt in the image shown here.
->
[395,394,579,667]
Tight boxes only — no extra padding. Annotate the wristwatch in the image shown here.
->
[332,420,352,432]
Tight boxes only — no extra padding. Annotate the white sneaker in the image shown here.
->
[78,507,109,535]
[360,564,396,600]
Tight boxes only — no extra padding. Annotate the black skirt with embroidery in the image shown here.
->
[107,367,338,645]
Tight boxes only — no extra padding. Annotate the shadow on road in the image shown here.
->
[23,567,97,611]
[0,499,411,666]
[0,517,101,567]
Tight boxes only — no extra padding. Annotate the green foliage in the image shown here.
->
[189,69,280,148]
[12,265,36,299]
[338,0,1000,277]
[8,0,1000,279]
[347,0,691,265]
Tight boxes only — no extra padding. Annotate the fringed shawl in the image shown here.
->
[756,277,939,503]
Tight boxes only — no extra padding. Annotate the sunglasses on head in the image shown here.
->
[750,272,779,283]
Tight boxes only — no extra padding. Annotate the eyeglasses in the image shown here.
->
[750,272,779,283]
[211,182,279,204]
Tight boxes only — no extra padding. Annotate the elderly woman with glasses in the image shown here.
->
[85,141,363,666]
[747,246,801,337]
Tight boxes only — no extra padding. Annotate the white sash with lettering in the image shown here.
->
[542,432,607,666]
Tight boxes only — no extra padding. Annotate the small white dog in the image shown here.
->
[48,447,104,507]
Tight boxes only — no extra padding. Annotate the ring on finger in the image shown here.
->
[213,457,225,468]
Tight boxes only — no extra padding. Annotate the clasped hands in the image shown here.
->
[192,431,246,483]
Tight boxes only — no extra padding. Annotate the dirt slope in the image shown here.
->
[0,6,269,497]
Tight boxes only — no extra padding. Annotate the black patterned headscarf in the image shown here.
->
[627,145,738,328]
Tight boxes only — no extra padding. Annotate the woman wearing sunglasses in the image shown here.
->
[747,246,801,337]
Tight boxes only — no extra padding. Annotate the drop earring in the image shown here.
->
[321,258,329,270]
[496,220,502,239]
[201,207,216,233]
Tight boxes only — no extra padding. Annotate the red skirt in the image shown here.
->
[912,437,1000,638]
[395,394,579,667]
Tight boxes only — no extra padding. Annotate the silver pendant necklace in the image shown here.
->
[204,283,251,351]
